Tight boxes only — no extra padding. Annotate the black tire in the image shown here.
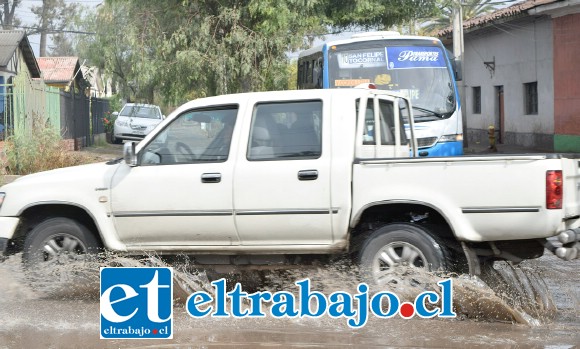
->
[112,134,123,144]
[23,217,101,267]
[358,223,450,285]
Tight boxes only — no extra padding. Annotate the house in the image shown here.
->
[0,30,52,138]
[438,0,580,152]
[36,57,89,94]
[0,31,41,82]
[81,65,115,98]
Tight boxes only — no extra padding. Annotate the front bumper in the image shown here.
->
[114,124,155,141]
[0,216,20,240]
[0,238,8,259]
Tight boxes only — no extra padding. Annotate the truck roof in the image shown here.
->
[174,88,377,115]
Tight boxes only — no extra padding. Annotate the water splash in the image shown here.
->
[0,252,558,326]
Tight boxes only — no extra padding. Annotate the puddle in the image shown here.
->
[0,253,578,348]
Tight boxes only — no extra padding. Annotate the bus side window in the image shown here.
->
[315,57,323,88]
[298,63,304,88]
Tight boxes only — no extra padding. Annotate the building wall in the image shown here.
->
[553,12,580,152]
[462,16,554,150]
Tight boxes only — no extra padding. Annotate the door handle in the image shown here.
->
[201,173,221,183]
[298,170,318,181]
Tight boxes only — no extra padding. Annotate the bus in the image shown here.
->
[297,31,463,157]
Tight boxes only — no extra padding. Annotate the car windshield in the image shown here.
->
[120,105,161,119]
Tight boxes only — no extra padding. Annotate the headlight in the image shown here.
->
[116,119,128,127]
[439,134,463,142]
[0,193,5,209]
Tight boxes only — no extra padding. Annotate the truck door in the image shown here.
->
[233,99,333,245]
[110,106,239,247]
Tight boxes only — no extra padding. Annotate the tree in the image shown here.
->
[30,0,79,57]
[422,0,509,35]
[324,0,438,30]
[48,3,90,57]
[0,0,21,29]
[83,0,439,105]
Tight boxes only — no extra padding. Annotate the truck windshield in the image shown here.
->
[328,41,456,122]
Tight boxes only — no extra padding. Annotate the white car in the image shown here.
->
[112,103,164,143]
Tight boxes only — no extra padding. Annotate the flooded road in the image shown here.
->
[0,253,578,349]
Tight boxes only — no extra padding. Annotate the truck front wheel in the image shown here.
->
[22,217,101,267]
[358,223,449,285]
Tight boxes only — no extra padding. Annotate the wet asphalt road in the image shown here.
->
[0,253,578,349]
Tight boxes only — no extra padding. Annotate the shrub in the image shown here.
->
[2,126,93,175]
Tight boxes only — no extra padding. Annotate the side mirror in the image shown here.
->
[123,141,137,166]
[112,111,119,117]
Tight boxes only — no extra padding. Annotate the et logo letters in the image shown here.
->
[100,267,173,339]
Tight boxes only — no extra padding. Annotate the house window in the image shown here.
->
[472,86,481,114]
[524,82,538,115]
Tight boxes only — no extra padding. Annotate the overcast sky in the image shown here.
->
[15,0,102,57]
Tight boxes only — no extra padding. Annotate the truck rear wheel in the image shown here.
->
[22,217,100,267]
[358,223,449,285]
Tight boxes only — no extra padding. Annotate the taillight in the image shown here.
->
[546,170,563,209]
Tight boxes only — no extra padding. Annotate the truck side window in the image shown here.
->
[359,99,396,146]
[140,106,238,165]
[247,100,322,161]
[398,99,410,145]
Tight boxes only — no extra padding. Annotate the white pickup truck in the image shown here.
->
[0,88,578,281]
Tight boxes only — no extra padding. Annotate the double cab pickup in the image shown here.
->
[0,88,578,281]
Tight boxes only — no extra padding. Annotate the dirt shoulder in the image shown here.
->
[79,142,124,161]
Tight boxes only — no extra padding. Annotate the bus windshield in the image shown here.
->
[328,42,456,122]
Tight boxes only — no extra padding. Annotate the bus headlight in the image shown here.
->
[439,134,463,142]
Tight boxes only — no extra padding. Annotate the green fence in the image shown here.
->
[1,72,61,138]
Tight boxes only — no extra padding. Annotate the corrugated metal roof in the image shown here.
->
[37,56,81,83]
[438,0,561,37]
[0,30,41,78]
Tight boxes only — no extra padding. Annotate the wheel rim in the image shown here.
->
[39,233,88,262]
[371,241,428,284]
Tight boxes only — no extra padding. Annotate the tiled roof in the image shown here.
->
[37,56,82,83]
[437,0,561,37]
[0,30,41,78]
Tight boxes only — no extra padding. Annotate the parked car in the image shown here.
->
[112,103,164,143]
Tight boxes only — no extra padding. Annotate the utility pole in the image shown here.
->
[452,1,468,148]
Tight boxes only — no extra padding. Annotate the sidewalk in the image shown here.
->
[80,142,123,161]
[464,141,555,155]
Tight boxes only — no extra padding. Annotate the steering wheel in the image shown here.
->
[175,142,196,162]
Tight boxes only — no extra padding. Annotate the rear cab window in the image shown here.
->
[247,100,322,161]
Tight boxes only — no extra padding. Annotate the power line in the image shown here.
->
[6,24,95,35]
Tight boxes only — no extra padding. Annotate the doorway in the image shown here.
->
[495,85,505,144]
